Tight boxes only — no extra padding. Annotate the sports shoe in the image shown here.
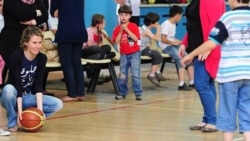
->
[189,84,195,89]
[155,73,167,81]
[115,95,126,100]
[99,75,111,83]
[135,96,142,101]
[178,83,192,91]
[147,75,159,85]
[0,129,10,135]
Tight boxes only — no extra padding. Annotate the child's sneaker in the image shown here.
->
[189,84,195,89]
[155,73,167,81]
[115,95,126,100]
[147,75,159,85]
[178,83,192,91]
[135,96,142,101]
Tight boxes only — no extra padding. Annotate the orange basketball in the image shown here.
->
[19,107,45,132]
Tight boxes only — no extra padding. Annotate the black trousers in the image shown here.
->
[141,47,163,65]
[82,45,112,78]
[82,45,111,59]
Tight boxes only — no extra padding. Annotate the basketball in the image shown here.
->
[19,107,45,132]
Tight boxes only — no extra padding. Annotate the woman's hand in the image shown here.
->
[20,19,36,25]
[36,10,42,17]
[37,108,46,120]
[53,9,59,18]
[17,111,23,127]
[42,112,46,120]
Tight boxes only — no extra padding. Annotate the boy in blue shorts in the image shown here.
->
[159,5,194,91]
[181,0,250,140]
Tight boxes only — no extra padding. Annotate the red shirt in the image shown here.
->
[182,0,225,78]
[112,22,140,55]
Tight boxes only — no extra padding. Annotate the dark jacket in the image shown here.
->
[0,0,48,66]
[7,50,47,98]
[50,0,88,43]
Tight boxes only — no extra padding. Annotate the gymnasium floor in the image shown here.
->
[0,64,244,141]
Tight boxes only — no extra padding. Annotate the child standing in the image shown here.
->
[140,12,167,86]
[159,5,194,91]
[112,5,142,100]
[181,0,250,140]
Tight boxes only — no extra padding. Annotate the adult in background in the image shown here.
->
[0,0,48,83]
[115,0,141,26]
[179,0,225,132]
[50,0,88,102]
[125,0,141,26]
[0,0,4,33]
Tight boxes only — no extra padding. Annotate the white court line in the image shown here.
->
[233,137,244,141]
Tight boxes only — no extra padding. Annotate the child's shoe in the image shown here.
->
[135,96,142,101]
[178,83,192,91]
[155,73,167,81]
[147,75,159,85]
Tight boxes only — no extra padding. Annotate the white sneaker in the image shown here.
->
[0,129,10,136]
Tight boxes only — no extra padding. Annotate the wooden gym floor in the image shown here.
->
[0,64,245,141]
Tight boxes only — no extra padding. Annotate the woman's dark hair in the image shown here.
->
[20,26,43,50]
[91,14,105,27]
[143,12,160,26]
[169,5,183,17]
[118,5,132,15]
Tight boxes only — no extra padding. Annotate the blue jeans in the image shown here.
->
[0,84,63,129]
[58,42,84,97]
[162,46,183,69]
[118,51,142,96]
[194,58,217,125]
[217,80,250,132]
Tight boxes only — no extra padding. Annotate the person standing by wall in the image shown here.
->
[50,0,88,102]
[179,0,225,132]
[126,0,141,26]
[115,0,141,26]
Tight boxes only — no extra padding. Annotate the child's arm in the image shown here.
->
[113,25,124,44]
[86,40,94,47]
[145,23,161,41]
[122,24,138,41]
[114,29,123,44]
[161,34,181,46]
[182,40,217,65]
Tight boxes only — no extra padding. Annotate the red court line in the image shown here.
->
[47,95,196,120]
[0,95,197,127]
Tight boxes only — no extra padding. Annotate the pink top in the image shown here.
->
[82,27,103,49]
[182,0,225,78]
